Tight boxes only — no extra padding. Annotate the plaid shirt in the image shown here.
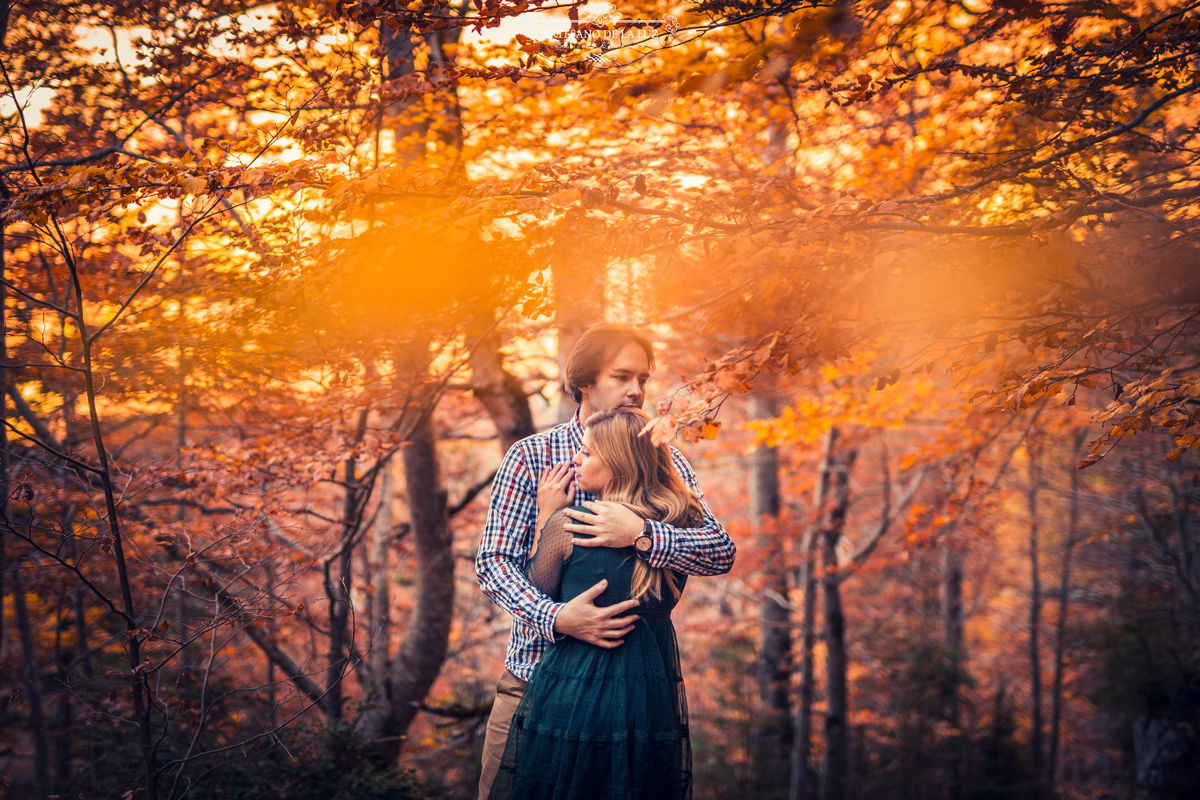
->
[476,411,736,681]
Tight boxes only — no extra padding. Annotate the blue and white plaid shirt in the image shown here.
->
[475,410,736,681]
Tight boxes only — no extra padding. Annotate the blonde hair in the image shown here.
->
[584,407,702,601]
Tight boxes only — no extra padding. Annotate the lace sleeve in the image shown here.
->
[525,508,585,600]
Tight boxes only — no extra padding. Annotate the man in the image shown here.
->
[475,323,735,798]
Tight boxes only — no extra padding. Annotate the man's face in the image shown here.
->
[580,340,650,414]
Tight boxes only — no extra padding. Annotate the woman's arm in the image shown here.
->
[525,508,590,600]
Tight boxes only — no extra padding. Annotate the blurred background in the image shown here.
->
[2,1,1198,798]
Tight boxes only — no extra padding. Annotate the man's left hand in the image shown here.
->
[563,501,645,548]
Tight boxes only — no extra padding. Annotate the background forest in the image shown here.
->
[1,0,1198,799]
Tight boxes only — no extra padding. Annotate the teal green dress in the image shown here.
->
[489,506,692,800]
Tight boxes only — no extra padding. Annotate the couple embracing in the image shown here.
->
[475,324,736,800]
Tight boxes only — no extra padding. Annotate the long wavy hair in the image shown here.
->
[584,407,702,601]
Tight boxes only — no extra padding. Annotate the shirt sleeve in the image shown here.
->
[475,444,563,642]
[642,448,737,575]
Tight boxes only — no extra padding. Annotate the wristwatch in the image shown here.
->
[634,520,653,560]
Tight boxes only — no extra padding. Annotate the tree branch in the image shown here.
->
[448,469,496,518]
[843,465,928,578]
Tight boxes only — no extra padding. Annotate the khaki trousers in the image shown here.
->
[478,669,528,800]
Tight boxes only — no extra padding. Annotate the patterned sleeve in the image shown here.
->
[475,444,562,642]
[641,448,737,576]
[524,509,578,600]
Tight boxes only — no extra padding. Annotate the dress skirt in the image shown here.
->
[489,528,691,800]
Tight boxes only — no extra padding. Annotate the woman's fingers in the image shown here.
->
[542,462,573,487]
[538,463,570,499]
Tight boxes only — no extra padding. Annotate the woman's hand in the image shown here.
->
[534,462,576,547]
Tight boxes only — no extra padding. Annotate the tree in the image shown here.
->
[750,394,792,797]
[5,1,1199,797]
[1,3,542,793]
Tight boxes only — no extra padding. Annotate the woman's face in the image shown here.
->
[572,429,612,494]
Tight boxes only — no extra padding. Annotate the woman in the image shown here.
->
[488,406,699,800]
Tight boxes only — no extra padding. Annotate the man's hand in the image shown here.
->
[563,501,644,548]
[553,579,640,648]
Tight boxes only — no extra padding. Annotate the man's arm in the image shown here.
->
[564,449,735,576]
[475,445,562,643]
[477,442,644,649]
[640,449,736,575]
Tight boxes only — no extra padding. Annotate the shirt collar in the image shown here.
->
[568,408,585,449]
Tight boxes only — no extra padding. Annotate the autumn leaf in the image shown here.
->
[182,176,208,196]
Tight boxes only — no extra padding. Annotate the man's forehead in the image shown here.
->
[604,341,651,374]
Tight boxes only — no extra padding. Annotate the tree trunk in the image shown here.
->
[61,461,91,680]
[370,458,394,682]
[54,595,74,793]
[1028,437,1044,780]
[819,434,856,800]
[173,329,191,665]
[423,28,465,158]
[323,404,371,720]
[469,322,536,455]
[374,404,456,760]
[790,530,819,800]
[64,228,158,800]
[751,396,792,796]
[4,215,47,799]
[12,554,51,800]
[347,19,464,758]
[58,337,92,682]
[791,428,837,800]
[1047,430,1083,791]
[357,457,394,739]
[941,540,964,800]
[1,203,7,662]
[380,23,425,161]
[380,23,464,164]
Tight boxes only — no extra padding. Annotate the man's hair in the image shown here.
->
[564,324,656,404]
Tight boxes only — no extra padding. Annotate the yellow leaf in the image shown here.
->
[547,189,581,207]
[182,176,208,195]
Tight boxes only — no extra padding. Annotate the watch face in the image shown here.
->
[635,535,652,552]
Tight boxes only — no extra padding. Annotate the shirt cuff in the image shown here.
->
[643,519,674,569]
[539,600,564,643]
